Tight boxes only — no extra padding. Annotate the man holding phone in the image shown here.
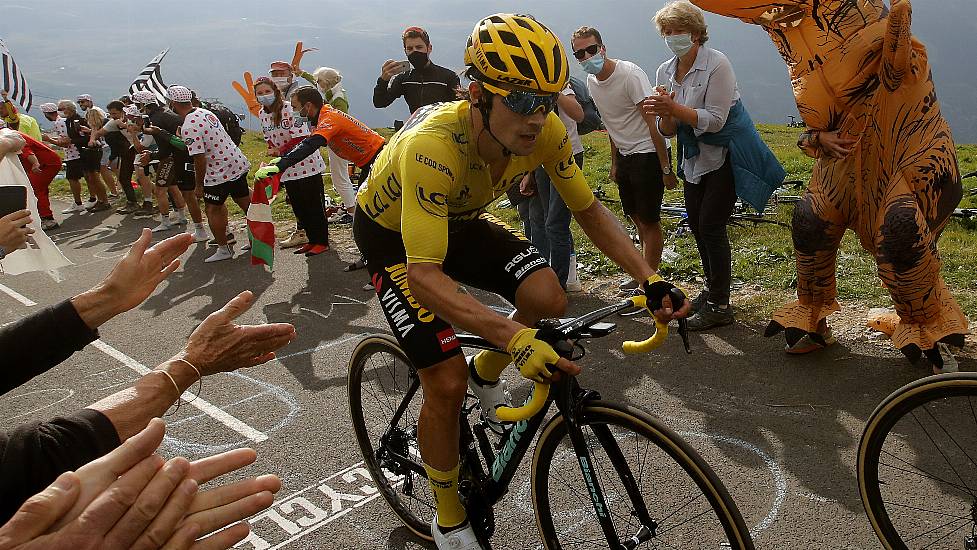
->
[373,26,460,114]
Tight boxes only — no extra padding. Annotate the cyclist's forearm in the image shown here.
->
[408,263,523,349]
[574,201,655,283]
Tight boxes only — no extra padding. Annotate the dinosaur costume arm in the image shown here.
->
[881,0,914,92]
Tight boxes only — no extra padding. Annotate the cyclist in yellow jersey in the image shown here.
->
[353,14,690,549]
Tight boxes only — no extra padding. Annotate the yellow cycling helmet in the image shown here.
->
[464,13,569,94]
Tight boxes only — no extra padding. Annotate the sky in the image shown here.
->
[3,0,977,141]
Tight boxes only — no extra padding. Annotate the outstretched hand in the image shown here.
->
[178,290,296,377]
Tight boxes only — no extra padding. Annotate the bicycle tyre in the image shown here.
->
[347,334,433,541]
[858,372,977,550]
[531,400,754,549]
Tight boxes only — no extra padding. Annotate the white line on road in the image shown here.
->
[0,283,37,306]
[699,333,745,356]
[91,340,269,444]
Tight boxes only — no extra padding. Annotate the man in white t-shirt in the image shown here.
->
[167,85,251,263]
[571,26,676,288]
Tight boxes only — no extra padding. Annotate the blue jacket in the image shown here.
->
[676,100,785,212]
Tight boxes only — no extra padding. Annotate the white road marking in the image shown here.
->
[699,333,745,356]
[273,333,368,362]
[91,339,268,443]
[0,283,37,306]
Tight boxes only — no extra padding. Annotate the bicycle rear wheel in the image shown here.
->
[531,400,754,549]
[858,372,977,550]
[347,334,434,541]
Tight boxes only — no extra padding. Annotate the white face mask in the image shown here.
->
[665,33,695,57]
[271,76,291,90]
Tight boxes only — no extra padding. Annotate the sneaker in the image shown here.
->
[304,244,329,256]
[925,343,960,375]
[87,197,96,204]
[152,220,176,233]
[174,215,189,226]
[116,201,139,214]
[565,280,583,293]
[190,224,210,243]
[204,245,233,263]
[328,212,353,224]
[133,204,156,218]
[108,192,119,200]
[362,282,375,291]
[61,202,85,214]
[467,356,512,435]
[786,326,837,355]
[565,253,582,292]
[279,229,308,249]
[207,233,236,246]
[686,302,735,332]
[40,218,60,231]
[86,202,111,212]
[432,516,486,550]
[618,279,639,292]
[689,290,709,314]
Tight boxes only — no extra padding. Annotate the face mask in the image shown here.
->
[256,94,276,107]
[292,106,307,125]
[665,33,695,57]
[407,50,429,69]
[271,76,291,90]
[579,52,605,75]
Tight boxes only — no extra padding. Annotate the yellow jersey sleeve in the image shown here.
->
[539,114,595,212]
[399,134,461,264]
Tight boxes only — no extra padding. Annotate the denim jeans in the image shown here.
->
[526,152,584,288]
[683,155,736,305]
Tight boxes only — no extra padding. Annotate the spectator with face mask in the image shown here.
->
[77,94,121,199]
[46,100,111,213]
[373,26,461,114]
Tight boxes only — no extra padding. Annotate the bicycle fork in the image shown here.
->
[558,379,657,549]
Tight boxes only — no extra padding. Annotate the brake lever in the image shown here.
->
[677,318,692,354]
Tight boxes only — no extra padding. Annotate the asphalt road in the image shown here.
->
[1,201,973,549]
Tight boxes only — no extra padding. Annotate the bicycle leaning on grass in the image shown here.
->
[347,292,755,549]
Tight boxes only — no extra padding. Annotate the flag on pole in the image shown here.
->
[0,37,33,112]
[247,173,283,270]
[129,49,170,104]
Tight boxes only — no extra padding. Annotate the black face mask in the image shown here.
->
[408,50,429,69]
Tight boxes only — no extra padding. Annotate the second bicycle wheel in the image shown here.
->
[531,400,754,549]
[859,372,977,550]
[348,334,434,541]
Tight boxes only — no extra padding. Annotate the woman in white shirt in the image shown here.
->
[647,0,739,331]
[253,77,330,256]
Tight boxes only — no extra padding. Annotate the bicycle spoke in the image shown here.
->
[902,514,971,544]
[880,449,975,496]
[913,517,972,548]
[880,499,971,520]
[909,410,977,499]
[920,402,977,476]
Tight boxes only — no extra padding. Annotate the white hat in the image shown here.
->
[123,105,141,117]
[166,85,193,103]
[131,90,158,105]
[76,93,93,102]
[40,102,59,113]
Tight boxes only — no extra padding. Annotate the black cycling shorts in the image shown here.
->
[155,158,197,191]
[353,207,550,370]
[203,173,249,205]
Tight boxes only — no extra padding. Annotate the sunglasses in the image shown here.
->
[482,81,557,116]
[572,43,602,60]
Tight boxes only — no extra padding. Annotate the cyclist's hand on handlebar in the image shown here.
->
[507,328,581,383]
[642,275,691,324]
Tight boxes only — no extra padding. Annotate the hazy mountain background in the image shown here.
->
[4,0,976,141]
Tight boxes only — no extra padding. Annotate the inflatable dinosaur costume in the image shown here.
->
[691,0,967,366]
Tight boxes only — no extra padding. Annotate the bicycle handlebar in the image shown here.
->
[495,295,683,422]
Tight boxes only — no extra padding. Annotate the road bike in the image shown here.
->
[858,372,977,549]
[348,294,755,549]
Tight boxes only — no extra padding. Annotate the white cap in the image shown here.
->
[166,85,193,103]
[76,93,93,102]
[131,90,158,105]
[40,102,59,113]
[123,105,141,117]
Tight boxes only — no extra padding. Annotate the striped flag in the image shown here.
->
[247,173,282,270]
[129,49,170,104]
[0,38,33,112]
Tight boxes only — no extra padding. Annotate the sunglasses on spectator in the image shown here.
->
[572,44,602,60]
[482,81,557,116]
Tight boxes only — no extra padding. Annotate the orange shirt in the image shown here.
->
[311,106,385,167]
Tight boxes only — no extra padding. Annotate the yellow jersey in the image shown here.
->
[356,101,595,264]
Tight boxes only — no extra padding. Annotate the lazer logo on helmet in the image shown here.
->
[496,75,533,87]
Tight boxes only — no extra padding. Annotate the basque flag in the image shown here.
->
[247,173,282,270]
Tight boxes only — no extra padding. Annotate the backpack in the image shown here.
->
[568,76,603,135]
[200,99,244,145]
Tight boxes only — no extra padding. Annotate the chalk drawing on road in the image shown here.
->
[699,334,745,356]
[3,389,76,420]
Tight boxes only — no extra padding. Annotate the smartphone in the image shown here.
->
[0,187,28,219]
[397,60,411,74]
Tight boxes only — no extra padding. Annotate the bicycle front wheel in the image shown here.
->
[858,372,977,550]
[347,334,434,541]
[531,400,754,549]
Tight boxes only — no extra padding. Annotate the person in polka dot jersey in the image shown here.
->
[168,85,251,263]
[253,77,329,256]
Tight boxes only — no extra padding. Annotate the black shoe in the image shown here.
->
[690,290,709,314]
[686,302,735,331]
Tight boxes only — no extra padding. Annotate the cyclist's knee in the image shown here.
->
[515,269,567,321]
[419,356,468,409]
